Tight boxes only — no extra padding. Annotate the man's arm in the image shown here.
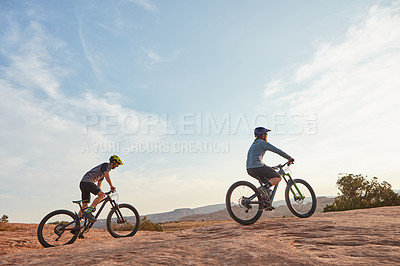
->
[265,142,291,160]
[97,180,102,189]
[104,172,116,191]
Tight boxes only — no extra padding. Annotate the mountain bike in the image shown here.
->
[37,191,140,248]
[226,162,316,225]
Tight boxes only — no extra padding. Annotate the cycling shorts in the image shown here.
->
[247,165,280,184]
[80,182,101,203]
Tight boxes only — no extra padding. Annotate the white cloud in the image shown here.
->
[144,48,164,64]
[78,19,105,81]
[2,21,66,99]
[127,0,159,12]
[140,48,168,70]
[263,80,284,98]
[139,48,181,70]
[263,4,400,193]
[295,4,400,82]
[0,15,170,222]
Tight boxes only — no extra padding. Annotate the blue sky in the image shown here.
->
[1,0,400,223]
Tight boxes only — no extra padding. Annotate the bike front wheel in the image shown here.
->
[106,203,140,238]
[285,179,316,218]
[226,181,263,225]
[37,209,80,248]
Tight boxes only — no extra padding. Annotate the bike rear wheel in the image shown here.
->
[106,203,140,238]
[285,179,316,218]
[226,181,263,225]
[37,209,80,248]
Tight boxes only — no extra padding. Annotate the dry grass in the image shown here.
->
[159,220,231,232]
[0,223,24,231]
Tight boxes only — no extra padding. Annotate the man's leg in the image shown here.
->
[247,166,281,186]
[258,166,281,188]
[78,202,89,217]
[79,182,92,217]
[88,191,106,209]
[259,166,281,210]
[82,191,106,221]
[267,176,282,187]
[80,182,103,222]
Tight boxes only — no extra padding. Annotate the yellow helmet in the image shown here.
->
[109,155,123,165]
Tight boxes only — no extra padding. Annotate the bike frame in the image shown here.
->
[248,164,305,205]
[82,193,125,229]
[62,192,124,233]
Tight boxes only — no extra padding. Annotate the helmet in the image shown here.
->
[254,127,270,137]
[109,155,123,165]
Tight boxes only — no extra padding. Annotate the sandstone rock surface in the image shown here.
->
[1,206,400,265]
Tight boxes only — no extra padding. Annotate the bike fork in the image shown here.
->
[111,202,126,224]
[285,178,305,200]
[291,182,305,199]
[284,176,305,200]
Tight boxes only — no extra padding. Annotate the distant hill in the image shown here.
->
[143,204,227,223]
[178,197,335,221]
[92,204,225,229]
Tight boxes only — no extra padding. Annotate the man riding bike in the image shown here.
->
[79,155,123,222]
[246,127,294,208]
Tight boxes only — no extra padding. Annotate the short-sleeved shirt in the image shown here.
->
[246,139,291,169]
[81,163,111,183]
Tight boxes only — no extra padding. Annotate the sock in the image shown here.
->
[265,182,272,189]
[85,206,94,213]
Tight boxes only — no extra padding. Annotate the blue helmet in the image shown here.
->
[254,127,270,137]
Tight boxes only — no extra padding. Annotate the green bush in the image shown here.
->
[138,216,163,232]
[1,215,8,223]
[111,222,137,232]
[324,174,400,212]
[49,221,69,225]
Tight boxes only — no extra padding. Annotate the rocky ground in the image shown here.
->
[1,206,400,265]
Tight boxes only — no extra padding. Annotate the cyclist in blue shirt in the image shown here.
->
[246,127,294,203]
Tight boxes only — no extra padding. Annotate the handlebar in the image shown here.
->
[272,160,294,170]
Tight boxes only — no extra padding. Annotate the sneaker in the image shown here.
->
[262,203,275,211]
[82,211,97,222]
[264,206,275,211]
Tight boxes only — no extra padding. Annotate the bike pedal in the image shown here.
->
[78,234,85,239]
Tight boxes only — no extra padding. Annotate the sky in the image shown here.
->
[1,0,400,223]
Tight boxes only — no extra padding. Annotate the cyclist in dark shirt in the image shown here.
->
[79,155,123,222]
[247,127,294,203]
